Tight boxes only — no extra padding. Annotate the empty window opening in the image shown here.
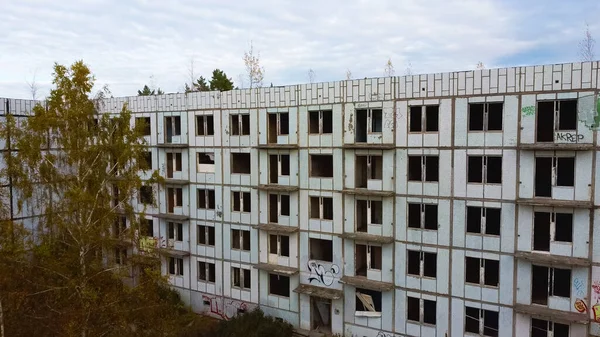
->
[465,257,499,287]
[407,297,436,325]
[166,152,182,178]
[268,112,289,143]
[196,115,215,136]
[140,185,153,204]
[309,238,333,262]
[231,114,251,136]
[408,155,439,182]
[231,229,250,251]
[168,222,183,242]
[355,244,382,276]
[409,105,439,132]
[468,102,503,131]
[232,191,251,213]
[136,117,152,136]
[269,234,290,257]
[537,99,578,143]
[468,156,502,184]
[531,318,569,337]
[232,267,251,289]
[310,155,334,178]
[142,151,152,170]
[167,187,183,212]
[407,250,437,278]
[310,196,333,220]
[309,110,333,134]
[408,203,438,230]
[466,206,501,236]
[355,108,383,142]
[535,157,575,197]
[142,219,154,237]
[531,265,571,305]
[198,261,216,282]
[165,116,181,142]
[268,194,290,223]
[355,155,383,188]
[168,257,184,276]
[269,154,290,183]
[197,225,215,246]
[355,288,382,313]
[197,189,216,209]
[231,153,251,174]
[114,248,127,265]
[197,152,215,173]
[356,200,383,232]
[465,306,499,337]
[269,273,290,297]
[113,216,126,238]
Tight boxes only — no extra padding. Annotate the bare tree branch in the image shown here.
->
[307,69,315,83]
[579,23,596,62]
[25,69,39,100]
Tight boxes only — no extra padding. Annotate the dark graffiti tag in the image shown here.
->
[307,260,340,286]
[555,132,584,143]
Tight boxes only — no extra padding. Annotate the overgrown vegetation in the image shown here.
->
[181,309,294,337]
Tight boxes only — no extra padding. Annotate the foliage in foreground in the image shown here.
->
[0,61,195,337]
[180,309,294,337]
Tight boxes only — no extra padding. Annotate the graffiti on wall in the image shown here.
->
[202,294,255,320]
[521,106,535,116]
[307,260,340,286]
[383,110,402,129]
[591,281,600,322]
[573,277,588,313]
[376,332,394,337]
[578,95,600,130]
[555,132,584,143]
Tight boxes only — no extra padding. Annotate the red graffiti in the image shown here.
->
[202,295,252,320]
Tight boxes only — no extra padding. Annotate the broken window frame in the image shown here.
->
[268,273,290,297]
[231,153,252,174]
[309,154,334,178]
[197,261,216,283]
[355,288,382,314]
[356,199,384,230]
[467,155,503,184]
[168,257,184,276]
[232,267,252,289]
[270,154,291,177]
[167,222,184,242]
[232,191,251,213]
[309,110,333,134]
[195,114,215,136]
[406,296,437,325]
[166,152,183,174]
[407,250,437,279]
[309,196,334,220]
[356,155,383,181]
[197,189,216,210]
[231,229,251,251]
[197,152,216,173]
[268,111,290,136]
[464,306,499,337]
[115,248,127,265]
[165,116,181,137]
[230,114,251,136]
[135,117,152,136]
[409,105,440,133]
[533,211,574,251]
[538,99,578,132]
[309,238,334,262]
[197,225,215,246]
[468,102,503,132]
[407,203,438,231]
[167,187,183,209]
[466,206,501,236]
[465,257,500,288]
[369,108,383,133]
[139,185,153,205]
[268,234,290,257]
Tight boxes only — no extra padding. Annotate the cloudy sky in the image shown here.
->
[1,0,598,99]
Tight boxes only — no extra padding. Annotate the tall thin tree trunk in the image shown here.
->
[0,297,6,337]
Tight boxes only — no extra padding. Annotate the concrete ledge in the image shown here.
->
[340,232,394,244]
[515,251,590,267]
[254,263,299,276]
[514,303,589,324]
[294,284,343,300]
[339,275,394,292]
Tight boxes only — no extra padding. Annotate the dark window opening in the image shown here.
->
[423,251,437,278]
[322,110,333,133]
[425,156,439,182]
[231,115,240,135]
[535,157,553,197]
[369,245,382,270]
[143,151,152,169]
[551,268,571,298]
[196,115,215,136]
[486,156,502,183]
[407,296,420,322]
[136,117,151,136]
[232,229,250,251]
[468,156,483,183]
[198,262,216,282]
[424,204,438,230]
[423,299,436,325]
[465,306,480,334]
[279,113,289,135]
[140,185,153,204]
[409,106,422,132]
[484,259,499,287]
[467,206,482,234]
[143,219,154,237]
[231,153,251,174]
[408,156,422,181]
[197,225,215,246]
[469,103,484,131]
[168,222,183,241]
[322,197,333,220]
[269,274,290,297]
[487,102,503,131]
[310,155,334,177]
[485,208,501,236]
[532,265,549,305]
[280,194,290,216]
[407,250,420,276]
[309,111,319,134]
[555,212,573,242]
[310,238,333,262]
[269,194,278,223]
[558,99,577,131]
[355,109,367,142]
[465,257,481,284]
[426,105,439,132]
[370,200,383,225]
[556,157,575,187]
[371,109,382,132]
[243,269,251,288]
[408,203,421,229]
[533,211,551,252]
[355,288,382,312]
[483,310,499,337]
[241,115,250,135]
[281,155,290,176]
[537,101,555,142]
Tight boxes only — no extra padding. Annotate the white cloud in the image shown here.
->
[0,0,598,98]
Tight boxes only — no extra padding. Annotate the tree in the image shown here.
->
[345,69,352,80]
[384,58,395,77]
[25,69,39,100]
[307,69,315,83]
[579,23,596,62]
[0,61,195,337]
[138,84,155,96]
[211,309,294,337]
[209,69,234,91]
[243,41,265,88]
[404,61,413,76]
[476,61,485,69]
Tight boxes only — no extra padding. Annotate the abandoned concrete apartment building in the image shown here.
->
[3,60,600,337]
